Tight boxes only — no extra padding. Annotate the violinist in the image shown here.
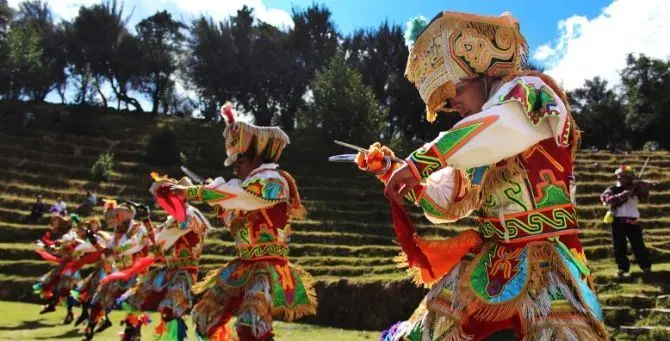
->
[600,165,655,279]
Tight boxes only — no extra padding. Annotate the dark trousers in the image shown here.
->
[612,218,652,272]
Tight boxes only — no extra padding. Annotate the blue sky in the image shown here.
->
[263,0,613,53]
[7,0,670,105]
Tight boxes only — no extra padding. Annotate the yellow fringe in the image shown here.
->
[192,268,220,295]
[454,242,596,325]
[524,314,609,341]
[503,70,582,161]
[276,170,307,221]
[477,156,525,205]
[426,82,457,123]
[273,265,318,321]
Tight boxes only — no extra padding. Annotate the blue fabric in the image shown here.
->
[555,246,604,321]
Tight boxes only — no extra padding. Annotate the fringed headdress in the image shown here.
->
[221,102,290,166]
[405,11,528,122]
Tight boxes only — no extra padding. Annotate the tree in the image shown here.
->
[296,52,385,142]
[282,4,339,130]
[342,22,441,142]
[135,10,185,114]
[620,53,670,148]
[67,0,142,109]
[568,76,626,148]
[185,16,236,119]
[11,1,67,101]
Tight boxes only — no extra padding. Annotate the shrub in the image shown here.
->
[91,152,114,181]
[146,126,181,166]
[643,141,660,151]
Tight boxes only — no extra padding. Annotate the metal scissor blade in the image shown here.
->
[328,154,358,162]
[334,140,368,153]
[181,166,204,184]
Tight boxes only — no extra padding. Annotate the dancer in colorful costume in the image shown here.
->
[166,103,317,341]
[116,176,211,340]
[72,218,112,327]
[354,11,607,340]
[84,200,151,340]
[34,214,95,324]
[37,210,76,249]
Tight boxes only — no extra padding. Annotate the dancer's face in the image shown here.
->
[449,78,488,118]
[232,156,260,179]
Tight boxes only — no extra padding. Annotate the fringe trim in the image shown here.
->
[276,170,307,220]
[192,268,220,295]
[394,230,482,287]
[426,82,457,123]
[429,172,482,223]
[454,242,599,326]
[273,265,318,321]
[523,314,608,341]
[502,70,582,161]
[478,156,525,202]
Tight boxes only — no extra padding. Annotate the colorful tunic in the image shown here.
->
[33,230,82,301]
[72,231,112,304]
[383,76,607,340]
[120,205,210,338]
[89,221,150,319]
[189,163,317,339]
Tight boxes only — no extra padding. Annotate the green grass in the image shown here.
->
[0,301,379,341]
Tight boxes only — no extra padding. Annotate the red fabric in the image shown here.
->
[100,257,155,286]
[389,200,434,277]
[155,186,186,222]
[462,314,523,341]
[236,325,274,341]
[389,201,483,284]
[35,249,61,263]
[40,232,57,247]
[61,251,100,275]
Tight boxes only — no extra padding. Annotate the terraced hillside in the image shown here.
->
[1,102,669,339]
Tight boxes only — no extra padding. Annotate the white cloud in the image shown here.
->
[533,0,670,90]
[157,0,293,30]
[8,0,100,21]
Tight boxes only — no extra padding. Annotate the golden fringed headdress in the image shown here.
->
[405,11,528,122]
[221,102,290,167]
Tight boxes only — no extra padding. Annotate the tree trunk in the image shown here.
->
[93,79,107,107]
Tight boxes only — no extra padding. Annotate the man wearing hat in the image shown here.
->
[355,11,607,341]
[165,103,317,341]
[601,166,653,279]
[84,201,151,340]
[114,176,212,341]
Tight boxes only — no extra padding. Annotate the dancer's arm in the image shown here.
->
[182,171,289,211]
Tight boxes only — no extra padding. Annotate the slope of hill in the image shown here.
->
[1,101,669,339]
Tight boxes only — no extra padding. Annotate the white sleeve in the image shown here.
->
[195,172,289,211]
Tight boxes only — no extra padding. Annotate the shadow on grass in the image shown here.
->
[34,328,82,339]
[0,318,56,331]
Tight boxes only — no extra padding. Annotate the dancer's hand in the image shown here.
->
[168,185,187,200]
[384,164,419,204]
[355,143,403,182]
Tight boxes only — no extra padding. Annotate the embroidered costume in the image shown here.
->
[356,11,607,341]
[119,177,211,341]
[71,218,113,327]
[84,201,151,340]
[178,103,317,341]
[34,214,91,324]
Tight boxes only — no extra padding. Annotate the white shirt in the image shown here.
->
[613,196,640,219]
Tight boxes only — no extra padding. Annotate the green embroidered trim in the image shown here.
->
[503,181,529,211]
[186,186,200,201]
[200,187,234,202]
[238,243,289,260]
[536,184,570,209]
[433,122,486,155]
